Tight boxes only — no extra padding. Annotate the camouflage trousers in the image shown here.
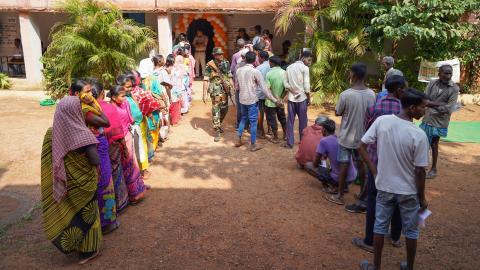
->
[211,93,229,131]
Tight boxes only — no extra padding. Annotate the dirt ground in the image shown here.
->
[0,92,479,270]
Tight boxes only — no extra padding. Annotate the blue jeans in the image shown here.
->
[237,103,258,144]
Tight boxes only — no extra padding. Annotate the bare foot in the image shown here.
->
[142,170,151,180]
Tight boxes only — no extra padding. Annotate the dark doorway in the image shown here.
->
[123,13,146,25]
[187,19,215,62]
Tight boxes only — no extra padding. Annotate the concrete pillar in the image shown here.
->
[18,12,43,84]
[157,13,173,57]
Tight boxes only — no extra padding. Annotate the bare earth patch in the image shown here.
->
[0,95,479,269]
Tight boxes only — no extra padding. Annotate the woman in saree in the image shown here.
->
[156,55,174,141]
[70,80,120,234]
[109,85,147,204]
[91,83,130,213]
[169,53,187,124]
[89,82,129,215]
[158,54,182,125]
[41,95,102,264]
[143,55,168,154]
[128,70,161,162]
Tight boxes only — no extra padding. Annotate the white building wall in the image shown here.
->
[30,12,68,49]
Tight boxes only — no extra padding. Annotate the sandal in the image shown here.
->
[280,142,293,149]
[426,170,437,179]
[359,260,376,270]
[249,144,263,152]
[352,237,374,253]
[234,141,245,147]
[322,186,338,194]
[325,194,345,205]
[268,137,280,144]
[391,239,402,248]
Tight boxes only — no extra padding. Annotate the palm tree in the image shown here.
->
[41,0,157,99]
[275,0,369,102]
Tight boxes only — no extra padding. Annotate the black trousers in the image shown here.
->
[265,106,287,132]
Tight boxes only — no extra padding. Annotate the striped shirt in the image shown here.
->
[235,64,276,106]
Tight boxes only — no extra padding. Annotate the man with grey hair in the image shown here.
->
[420,64,459,178]
[380,56,403,93]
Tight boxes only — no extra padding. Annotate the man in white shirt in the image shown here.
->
[282,50,313,149]
[357,88,429,270]
[234,51,281,152]
[193,30,208,78]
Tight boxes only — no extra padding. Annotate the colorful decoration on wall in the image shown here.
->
[175,14,228,58]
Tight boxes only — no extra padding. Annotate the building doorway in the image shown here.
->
[187,19,215,63]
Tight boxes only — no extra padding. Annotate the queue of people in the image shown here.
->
[40,43,197,264]
[39,22,459,268]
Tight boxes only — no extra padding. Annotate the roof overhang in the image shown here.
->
[0,0,281,12]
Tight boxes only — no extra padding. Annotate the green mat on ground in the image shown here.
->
[440,122,480,143]
[39,99,56,106]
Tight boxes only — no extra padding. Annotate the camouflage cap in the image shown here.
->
[212,47,224,55]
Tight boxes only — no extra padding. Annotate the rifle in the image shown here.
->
[207,60,235,107]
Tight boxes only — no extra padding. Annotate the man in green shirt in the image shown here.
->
[265,56,287,144]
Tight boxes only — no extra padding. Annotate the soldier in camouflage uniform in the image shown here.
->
[203,47,233,142]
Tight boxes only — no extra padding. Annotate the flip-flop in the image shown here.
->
[325,194,345,205]
[426,170,437,179]
[391,239,402,248]
[268,137,280,144]
[280,142,293,149]
[359,260,376,270]
[352,237,374,253]
[250,145,263,152]
[322,186,338,194]
[234,142,244,147]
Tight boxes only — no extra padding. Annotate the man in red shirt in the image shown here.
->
[295,116,327,174]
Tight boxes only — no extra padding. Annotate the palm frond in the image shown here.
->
[274,0,312,34]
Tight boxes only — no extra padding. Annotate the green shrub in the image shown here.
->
[0,73,12,89]
[41,0,157,99]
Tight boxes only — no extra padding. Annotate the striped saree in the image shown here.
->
[41,128,102,254]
